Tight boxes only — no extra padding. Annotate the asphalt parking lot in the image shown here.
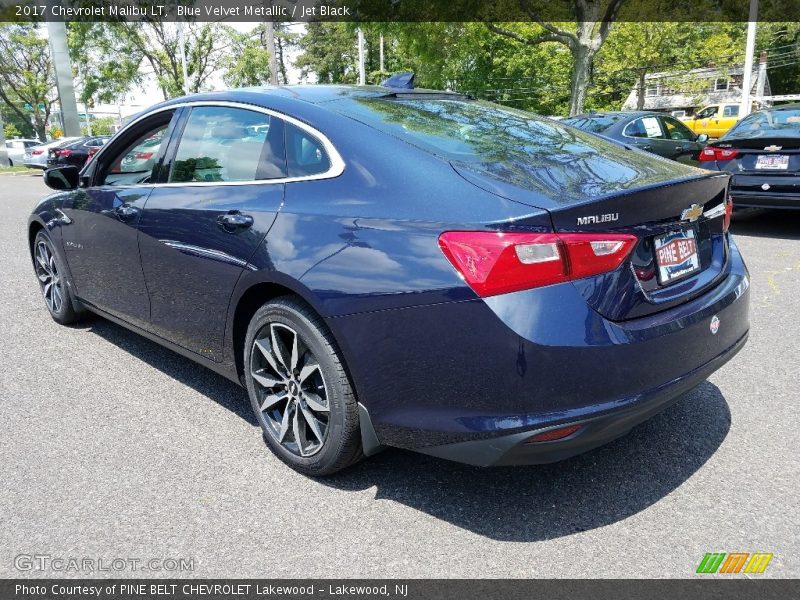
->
[1,173,798,578]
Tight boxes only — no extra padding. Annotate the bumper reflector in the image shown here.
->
[525,424,582,443]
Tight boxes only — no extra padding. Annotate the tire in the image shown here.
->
[244,297,363,476]
[8,159,13,167]
[32,230,81,325]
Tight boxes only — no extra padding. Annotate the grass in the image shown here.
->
[0,165,38,174]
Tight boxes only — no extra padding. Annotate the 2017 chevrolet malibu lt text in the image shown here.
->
[29,86,750,475]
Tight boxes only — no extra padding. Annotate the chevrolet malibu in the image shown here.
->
[29,86,750,475]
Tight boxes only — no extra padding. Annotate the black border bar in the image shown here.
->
[2,579,800,600]
[4,0,800,22]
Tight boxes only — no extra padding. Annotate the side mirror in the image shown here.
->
[696,133,709,143]
[44,165,79,191]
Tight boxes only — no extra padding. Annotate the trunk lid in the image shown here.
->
[452,160,731,321]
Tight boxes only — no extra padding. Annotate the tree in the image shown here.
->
[591,22,745,112]
[67,23,142,110]
[0,24,55,140]
[487,0,625,115]
[222,27,273,88]
[295,22,360,83]
[112,21,231,99]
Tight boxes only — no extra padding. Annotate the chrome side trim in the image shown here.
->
[89,99,345,188]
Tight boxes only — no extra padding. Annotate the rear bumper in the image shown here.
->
[730,191,800,210]
[416,330,747,466]
[729,173,800,209]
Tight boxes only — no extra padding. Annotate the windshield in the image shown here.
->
[725,108,800,139]
[562,114,627,133]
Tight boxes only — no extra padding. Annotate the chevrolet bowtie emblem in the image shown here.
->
[764,145,782,151]
[681,204,704,222]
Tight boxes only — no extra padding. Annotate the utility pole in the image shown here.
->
[379,32,384,73]
[47,19,81,137]
[178,21,190,95]
[357,29,366,86]
[84,103,92,136]
[0,110,9,167]
[265,21,279,85]
[740,0,758,117]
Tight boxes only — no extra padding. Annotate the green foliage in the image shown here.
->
[756,22,800,98]
[66,23,142,108]
[591,22,746,112]
[295,23,360,83]
[221,28,272,88]
[0,23,54,140]
[3,121,21,139]
[80,116,117,136]
[1,106,33,138]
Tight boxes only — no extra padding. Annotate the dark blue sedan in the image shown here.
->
[29,86,750,475]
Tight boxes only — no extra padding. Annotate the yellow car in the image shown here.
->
[681,103,743,139]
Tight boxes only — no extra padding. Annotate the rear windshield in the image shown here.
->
[562,115,627,133]
[725,108,800,138]
[329,97,622,162]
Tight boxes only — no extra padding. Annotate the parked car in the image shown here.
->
[24,137,81,170]
[29,86,749,476]
[698,103,800,210]
[4,138,39,166]
[120,132,164,173]
[563,111,708,165]
[46,135,110,169]
[681,103,745,139]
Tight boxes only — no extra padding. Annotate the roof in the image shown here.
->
[237,84,470,104]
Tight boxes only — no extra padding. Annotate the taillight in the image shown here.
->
[699,147,739,162]
[54,149,72,157]
[32,149,43,155]
[724,195,733,232]
[438,231,638,297]
[134,151,153,160]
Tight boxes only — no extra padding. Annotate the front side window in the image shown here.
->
[661,117,694,141]
[695,106,718,119]
[169,106,286,183]
[100,121,170,186]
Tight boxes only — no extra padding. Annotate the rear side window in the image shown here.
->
[286,122,330,177]
[723,105,740,117]
[170,106,286,183]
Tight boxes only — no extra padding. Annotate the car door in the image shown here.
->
[690,105,720,138]
[658,115,702,165]
[137,104,287,361]
[60,109,180,330]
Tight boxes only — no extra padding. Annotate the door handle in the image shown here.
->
[217,211,254,231]
[639,144,652,151]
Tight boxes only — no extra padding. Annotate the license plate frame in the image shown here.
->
[755,154,789,170]
[654,227,700,285]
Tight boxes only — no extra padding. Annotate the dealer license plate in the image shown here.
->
[654,228,700,284]
[755,154,789,170]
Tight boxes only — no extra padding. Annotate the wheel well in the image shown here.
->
[28,222,44,259]
[231,282,298,380]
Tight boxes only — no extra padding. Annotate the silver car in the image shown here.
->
[5,138,39,166]
[23,138,80,170]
